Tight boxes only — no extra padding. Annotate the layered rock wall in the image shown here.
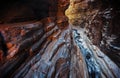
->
[66,0,120,67]
[0,0,120,78]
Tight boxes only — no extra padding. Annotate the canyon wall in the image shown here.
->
[66,0,120,67]
[0,0,120,78]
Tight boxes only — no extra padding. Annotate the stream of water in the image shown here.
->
[73,28,101,78]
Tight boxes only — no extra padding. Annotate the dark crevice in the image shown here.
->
[0,32,8,57]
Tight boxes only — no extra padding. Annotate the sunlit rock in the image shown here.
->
[65,0,100,26]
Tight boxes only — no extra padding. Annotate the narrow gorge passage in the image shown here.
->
[0,0,120,78]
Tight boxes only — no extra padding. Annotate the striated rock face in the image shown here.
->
[0,17,71,78]
[0,18,120,78]
[66,0,120,67]
[94,1,120,67]
[0,0,120,78]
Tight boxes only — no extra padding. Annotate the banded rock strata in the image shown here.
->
[0,0,120,78]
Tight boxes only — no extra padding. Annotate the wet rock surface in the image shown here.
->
[66,0,120,67]
[0,17,71,78]
[0,17,120,78]
[0,0,120,78]
[86,1,120,67]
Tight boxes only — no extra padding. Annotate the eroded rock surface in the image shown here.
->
[0,0,120,78]
[66,0,120,67]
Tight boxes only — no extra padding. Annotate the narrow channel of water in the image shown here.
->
[72,29,101,78]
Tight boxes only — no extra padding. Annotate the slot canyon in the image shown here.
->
[0,0,120,78]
